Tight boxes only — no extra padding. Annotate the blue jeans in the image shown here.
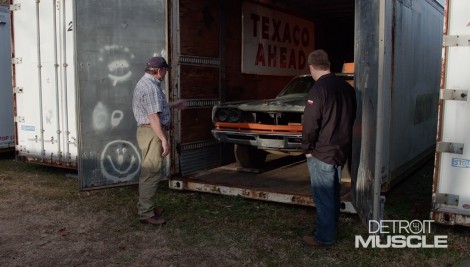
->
[306,156,341,245]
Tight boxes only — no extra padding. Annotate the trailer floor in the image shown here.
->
[170,155,355,212]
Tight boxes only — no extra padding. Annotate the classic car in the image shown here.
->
[211,71,354,169]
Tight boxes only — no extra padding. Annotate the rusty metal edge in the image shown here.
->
[169,179,357,214]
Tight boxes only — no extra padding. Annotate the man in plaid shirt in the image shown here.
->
[132,56,186,225]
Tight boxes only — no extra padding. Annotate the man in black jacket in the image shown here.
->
[301,50,357,248]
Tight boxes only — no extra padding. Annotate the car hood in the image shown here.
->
[216,95,306,112]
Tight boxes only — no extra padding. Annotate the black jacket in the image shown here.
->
[302,73,357,166]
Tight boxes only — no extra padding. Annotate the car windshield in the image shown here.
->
[276,76,314,98]
[276,74,354,98]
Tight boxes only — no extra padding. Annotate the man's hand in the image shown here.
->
[162,140,170,157]
[170,99,187,110]
[305,153,313,158]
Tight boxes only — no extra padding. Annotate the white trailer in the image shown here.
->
[0,4,14,152]
[432,0,470,227]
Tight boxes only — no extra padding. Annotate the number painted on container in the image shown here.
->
[68,21,73,32]
[452,158,470,168]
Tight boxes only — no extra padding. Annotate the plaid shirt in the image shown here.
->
[132,73,170,127]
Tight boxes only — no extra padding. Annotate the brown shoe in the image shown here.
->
[140,215,166,226]
[302,235,332,249]
[154,207,164,217]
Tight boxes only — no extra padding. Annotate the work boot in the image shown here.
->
[140,215,166,226]
[302,235,332,249]
[154,207,164,217]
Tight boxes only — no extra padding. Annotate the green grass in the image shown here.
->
[1,155,470,266]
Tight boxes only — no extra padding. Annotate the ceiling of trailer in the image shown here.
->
[255,0,355,19]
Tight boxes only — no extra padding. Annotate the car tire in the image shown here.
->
[234,144,267,169]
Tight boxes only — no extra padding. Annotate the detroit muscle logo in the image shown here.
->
[355,220,448,248]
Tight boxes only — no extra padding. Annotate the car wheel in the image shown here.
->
[234,144,267,169]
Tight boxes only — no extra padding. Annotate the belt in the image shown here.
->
[138,124,171,130]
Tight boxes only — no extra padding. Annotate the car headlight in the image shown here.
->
[216,109,229,122]
[228,109,241,122]
[242,112,255,123]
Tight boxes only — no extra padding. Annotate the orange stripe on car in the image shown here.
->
[215,122,302,133]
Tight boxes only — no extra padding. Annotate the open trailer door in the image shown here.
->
[353,0,443,228]
[75,0,168,189]
[352,0,392,227]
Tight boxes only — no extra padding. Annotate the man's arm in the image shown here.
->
[169,99,187,109]
[302,87,323,156]
[148,113,170,157]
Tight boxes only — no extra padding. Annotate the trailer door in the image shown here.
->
[0,5,13,151]
[352,0,393,227]
[75,0,168,189]
[169,0,224,176]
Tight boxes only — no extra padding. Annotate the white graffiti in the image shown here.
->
[92,102,109,132]
[108,59,132,86]
[92,102,124,132]
[99,45,135,87]
[100,140,141,182]
[152,49,167,59]
[110,110,123,128]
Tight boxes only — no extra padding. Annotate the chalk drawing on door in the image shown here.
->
[100,140,141,182]
[92,102,124,132]
[99,45,135,86]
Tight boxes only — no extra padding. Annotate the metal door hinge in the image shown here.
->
[15,116,25,123]
[440,89,468,101]
[10,4,21,11]
[443,35,470,47]
[436,142,464,154]
[12,57,22,64]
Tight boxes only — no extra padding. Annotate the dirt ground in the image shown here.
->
[1,154,470,266]
[0,157,243,267]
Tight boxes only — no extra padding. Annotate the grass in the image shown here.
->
[0,153,470,266]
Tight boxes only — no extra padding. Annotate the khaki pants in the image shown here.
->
[136,127,164,219]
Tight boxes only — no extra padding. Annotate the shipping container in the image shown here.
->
[432,0,470,227]
[0,4,14,152]
[10,0,443,227]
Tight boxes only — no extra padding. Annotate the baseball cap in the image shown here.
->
[146,56,171,69]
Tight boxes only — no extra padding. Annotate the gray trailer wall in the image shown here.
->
[388,0,443,187]
[75,0,167,188]
[0,5,14,150]
[353,0,443,223]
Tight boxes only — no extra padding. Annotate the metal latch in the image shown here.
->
[443,35,470,47]
[10,4,21,11]
[436,142,464,154]
[169,180,185,190]
[440,89,468,101]
[13,87,23,94]
[434,193,459,207]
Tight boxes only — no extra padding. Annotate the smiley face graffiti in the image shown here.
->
[98,45,135,87]
[100,140,141,182]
